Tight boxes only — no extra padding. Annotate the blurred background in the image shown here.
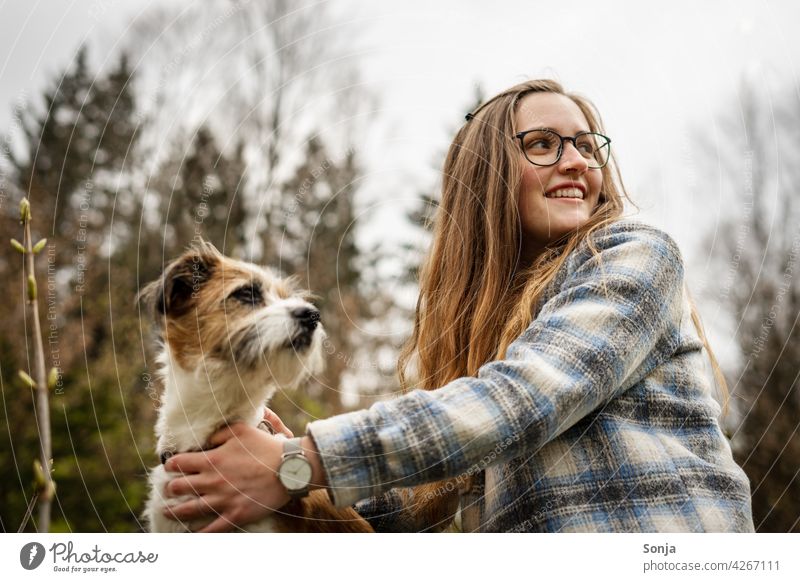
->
[1,0,798,532]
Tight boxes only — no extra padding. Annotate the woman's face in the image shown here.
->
[514,92,603,260]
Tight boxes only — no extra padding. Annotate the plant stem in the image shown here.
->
[23,215,52,532]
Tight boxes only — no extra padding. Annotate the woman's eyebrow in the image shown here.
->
[527,126,591,135]
[515,125,555,132]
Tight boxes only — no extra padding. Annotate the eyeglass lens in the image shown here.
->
[520,130,609,168]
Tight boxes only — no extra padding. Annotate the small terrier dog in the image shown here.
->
[139,241,372,532]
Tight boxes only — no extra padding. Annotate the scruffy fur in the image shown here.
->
[140,241,372,532]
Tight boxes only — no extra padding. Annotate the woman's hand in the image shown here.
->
[263,407,294,438]
[163,423,290,533]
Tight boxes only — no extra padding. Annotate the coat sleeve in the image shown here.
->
[307,222,686,507]
[351,488,419,532]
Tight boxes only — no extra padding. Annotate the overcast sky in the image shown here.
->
[2,0,799,367]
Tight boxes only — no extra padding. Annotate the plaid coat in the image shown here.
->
[307,220,754,532]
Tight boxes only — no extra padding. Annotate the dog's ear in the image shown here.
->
[187,238,224,265]
[137,244,220,322]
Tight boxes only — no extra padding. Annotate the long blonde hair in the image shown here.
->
[398,80,728,409]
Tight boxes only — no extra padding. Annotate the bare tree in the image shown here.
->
[698,80,800,532]
[125,0,393,419]
[125,0,369,261]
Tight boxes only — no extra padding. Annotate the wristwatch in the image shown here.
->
[277,437,313,499]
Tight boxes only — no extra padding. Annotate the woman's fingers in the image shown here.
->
[165,473,211,497]
[162,496,241,533]
[197,515,238,533]
[161,427,288,530]
[207,424,242,447]
[263,408,293,438]
[163,495,219,521]
[164,450,212,474]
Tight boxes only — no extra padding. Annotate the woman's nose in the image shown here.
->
[558,141,589,172]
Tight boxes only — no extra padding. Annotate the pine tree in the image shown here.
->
[155,125,248,257]
[8,47,139,251]
[0,48,149,532]
[266,137,363,420]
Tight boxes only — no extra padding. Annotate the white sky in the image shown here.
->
[2,0,799,369]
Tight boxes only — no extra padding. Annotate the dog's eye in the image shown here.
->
[228,284,264,307]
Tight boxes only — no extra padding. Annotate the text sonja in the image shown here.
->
[643,543,676,556]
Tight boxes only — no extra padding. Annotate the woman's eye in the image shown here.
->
[527,139,554,151]
[229,285,264,306]
[576,137,597,156]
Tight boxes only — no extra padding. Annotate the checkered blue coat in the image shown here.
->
[307,220,754,532]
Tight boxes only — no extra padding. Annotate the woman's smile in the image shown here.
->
[515,92,603,260]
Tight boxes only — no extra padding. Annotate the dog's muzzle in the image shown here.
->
[289,307,320,350]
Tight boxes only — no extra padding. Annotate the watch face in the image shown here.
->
[279,456,312,491]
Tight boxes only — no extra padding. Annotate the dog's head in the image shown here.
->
[139,241,325,388]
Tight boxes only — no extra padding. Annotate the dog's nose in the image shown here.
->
[292,307,320,331]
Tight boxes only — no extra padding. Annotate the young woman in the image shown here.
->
[162,80,754,533]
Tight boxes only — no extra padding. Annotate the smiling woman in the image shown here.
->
[513,92,607,264]
[162,79,754,534]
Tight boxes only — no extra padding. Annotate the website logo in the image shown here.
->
[20,542,46,570]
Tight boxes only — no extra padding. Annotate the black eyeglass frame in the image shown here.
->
[513,128,612,169]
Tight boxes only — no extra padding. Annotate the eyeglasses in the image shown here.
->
[514,128,611,169]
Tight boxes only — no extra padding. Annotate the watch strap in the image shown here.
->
[282,437,303,458]
[280,438,310,498]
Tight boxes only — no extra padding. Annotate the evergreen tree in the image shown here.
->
[0,48,149,532]
[267,137,365,421]
[2,1,378,532]
[154,125,248,257]
[8,46,138,252]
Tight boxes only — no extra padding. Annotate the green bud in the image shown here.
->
[19,198,31,222]
[10,239,26,254]
[48,367,60,390]
[33,459,46,488]
[18,370,37,389]
[27,275,37,301]
[33,459,55,500]
[33,238,47,254]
